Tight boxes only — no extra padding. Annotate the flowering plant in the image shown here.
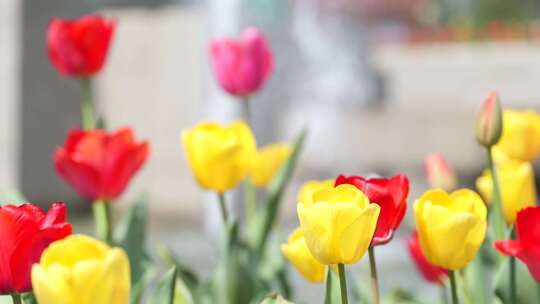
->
[2,13,540,304]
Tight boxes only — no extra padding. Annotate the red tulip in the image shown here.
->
[494,206,540,282]
[407,231,447,284]
[47,15,115,77]
[335,174,409,245]
[210,27,273,97]
[54,128,149,202]
[0,203,71,294]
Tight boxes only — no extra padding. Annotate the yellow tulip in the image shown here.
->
[182,121,256,193]
[281,227,326,283]
[476,159,536,224]
[31,235,130,304]
[495,110,540,161]
[297,179,335,205]
[297,184,380,265]
[251,143,292,187]
[414,189,487,270]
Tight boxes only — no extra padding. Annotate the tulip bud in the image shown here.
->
[424,154,457,191]
[281,228,325,283]
[476,91,503,147]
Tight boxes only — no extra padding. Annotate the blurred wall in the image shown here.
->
[0,0,20,192]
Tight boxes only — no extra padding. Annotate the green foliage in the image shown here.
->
[259,293,294,304]
[151,266,178,304]
[494,257,540,304]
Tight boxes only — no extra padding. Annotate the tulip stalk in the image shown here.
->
[368,246,380,304]
[10,294,21,304]
[486,147,506,243]
[509,227,517,304]
[337,263,348,304]
[93,200,113,244]
[80,78,95,130]
[218,192,229,223]
[449,270,459,304]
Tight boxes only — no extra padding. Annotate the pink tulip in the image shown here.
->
[210,27,273,97]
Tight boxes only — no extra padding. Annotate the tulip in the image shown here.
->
[494,109,540,161]
[494,206,540,282]
[424,154,457,191]
[476,159,536,224]
[281,227,325,283]
[54,128,149,202]
[209,27,273,97]
[32,234,130,304]
[414,189,487,270]
[475,91,503,148]
[47,16,115,78]
[335,174,409,246]
[407,231,447,284]
[250,143,292,187]
[297,179,335,205]
[297,184,380,265]
[0,203,71,295]
[182,121,256,193]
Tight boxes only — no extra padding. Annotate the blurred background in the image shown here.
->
[2,0,540,302]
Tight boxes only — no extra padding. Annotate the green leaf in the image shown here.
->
[494,257,540,304]
[151,266,178,304]
[114,195,151,285]
[130,264,156,304]
[325,268,342,304]
[211,221,255,304]
[157,245,199,300]
[259,293,294,304]
[253,129,307,257]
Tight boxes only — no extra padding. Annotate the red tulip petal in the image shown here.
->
[10,223,72,292]
[54,149,100,201]
[41,202,67,227]
[494,240,522,256]
[63,129,86,154]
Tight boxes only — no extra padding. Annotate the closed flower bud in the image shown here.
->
[182,121,257,193]
[297,184,380,265]
[424,154,457,191]
[414,189,487,270]
[251,143,292,187]
[210,27,273,97]
[476,159,536,224]
[281,227,325,283]
[31,235,130,304]
[54,128,149,202]
[495,109,540,161]
[47,16,115,78]
[476,91,503,147]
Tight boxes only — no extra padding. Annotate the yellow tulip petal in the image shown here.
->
[338,203,380,264]
[100,248,131,304]
[297,180,334,205]
[72,259,105,304]
[298,202,334,264]
[281,228,325,283]
[32,264,75,304]
[41,234,109,268]
[250,143,292,187]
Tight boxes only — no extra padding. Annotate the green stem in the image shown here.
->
[368,246,380,304]
[218,192,228,223]
[487,147,506,242]
[510,226,517,304]
[11,294,21,304]
[244,181,256,230]
[324,268,333,304]
[93,200,112,244]
[80,78,95,130]
[449,270,459,304]
[338,263,348,304]
[242,96,251,127]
